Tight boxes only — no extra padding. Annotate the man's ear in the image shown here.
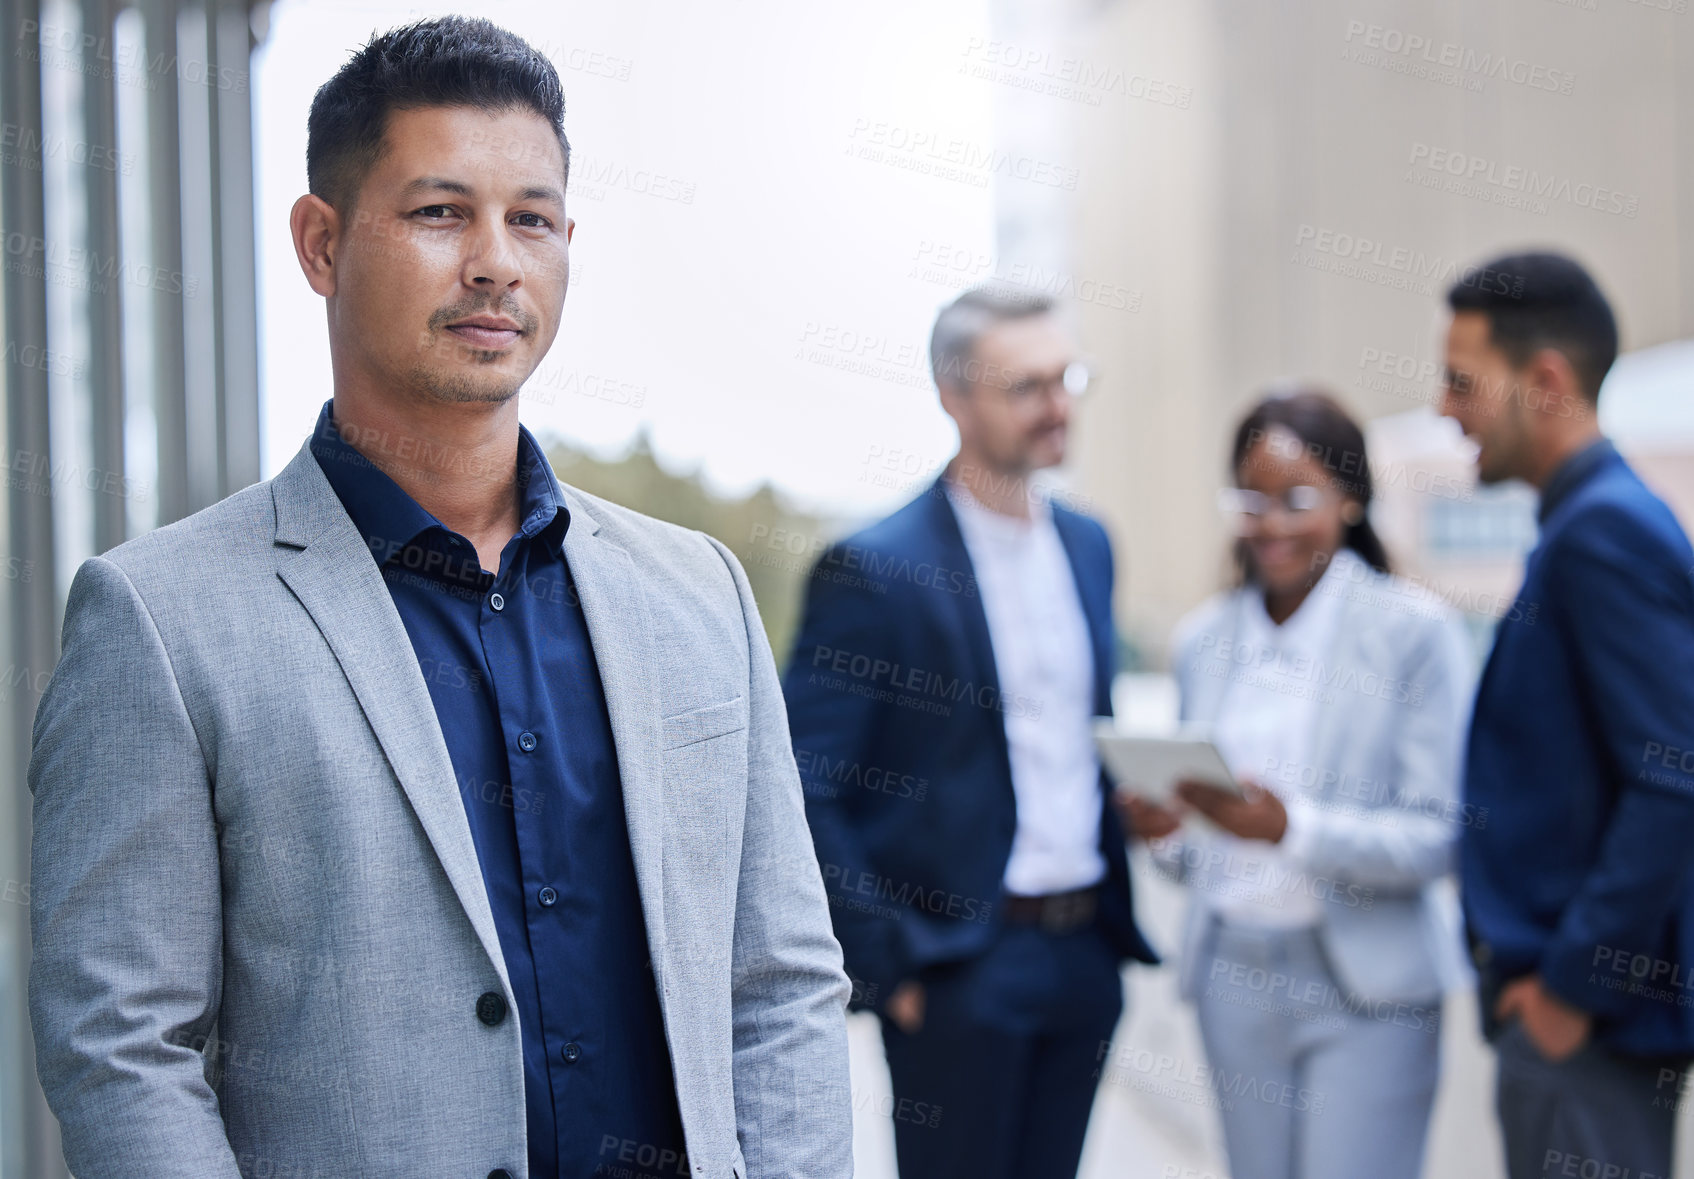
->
[291,193,341,297]
[937,379,969,420]
[1526,347,1584,421]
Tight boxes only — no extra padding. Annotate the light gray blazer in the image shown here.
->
[1162,557,1478,1004]
[28,439,853,1179]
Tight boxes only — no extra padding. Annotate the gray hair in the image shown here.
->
[928,285,1055,392]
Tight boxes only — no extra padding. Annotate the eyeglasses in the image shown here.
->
[1216,486,1332,534]
[980,360,1093,405]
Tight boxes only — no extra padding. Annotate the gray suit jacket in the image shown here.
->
[28,439,853,1179]
[1161,556,1478,1004]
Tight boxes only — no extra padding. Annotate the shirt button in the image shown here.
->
[562,1041,582,1064]
[489,592,505,612]
[518,731,538,753]
[488,1171,514,1179]
[539,886,558,907]
[475,991,507,1026]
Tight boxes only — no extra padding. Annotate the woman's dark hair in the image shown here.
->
[307,17,570,215]
[1228,387,1391,582]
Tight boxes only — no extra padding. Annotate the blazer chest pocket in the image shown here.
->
[661,695,748,750]
[660,698,748,855]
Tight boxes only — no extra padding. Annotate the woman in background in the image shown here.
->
[1121,388,1475,1179]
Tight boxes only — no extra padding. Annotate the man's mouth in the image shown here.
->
[445,317,524,350]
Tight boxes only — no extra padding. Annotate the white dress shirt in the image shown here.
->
[1198,548,1359,927]
[944,478,1107,895]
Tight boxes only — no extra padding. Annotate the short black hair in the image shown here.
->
[306,16,570,215]
[1446,251,1618,402]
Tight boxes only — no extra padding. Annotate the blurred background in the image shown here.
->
[2,0,1692,1174]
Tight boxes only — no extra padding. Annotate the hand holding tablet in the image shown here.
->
[1091,720,1245,803]
[1095,721,1292,841]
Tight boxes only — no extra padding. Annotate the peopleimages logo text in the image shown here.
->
[1343,21,1575,94]
[1406,144,1639,218]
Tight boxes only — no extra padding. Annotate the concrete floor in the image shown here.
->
[845,856,1694,1179]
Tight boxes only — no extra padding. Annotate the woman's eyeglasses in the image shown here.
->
[1216,486,1331,534]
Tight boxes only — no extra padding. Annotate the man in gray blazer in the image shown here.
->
[28,17,851,1179]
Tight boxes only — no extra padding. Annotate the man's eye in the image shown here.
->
[513,212,550,228]
[414,205,454,219]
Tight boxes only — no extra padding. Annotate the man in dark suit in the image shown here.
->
[1442,252,1694,1179]
[783,286,1156,1179]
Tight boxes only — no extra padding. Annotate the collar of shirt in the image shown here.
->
[942,474,1055,543]
[307,398,569,581]
[1240,545,1360,661]
[1536,435,1615,525]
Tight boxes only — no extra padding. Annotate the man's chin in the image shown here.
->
[407,365,526,406]
[1475,457,1510,486]
[1025,440,1066,471]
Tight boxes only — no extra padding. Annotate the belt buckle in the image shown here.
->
[1041,890,1086,934]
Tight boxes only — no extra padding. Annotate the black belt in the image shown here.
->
[1001,885,1100,934]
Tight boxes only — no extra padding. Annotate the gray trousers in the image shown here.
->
[1493,1017,1687,1179]
[1193,919,1442,1179]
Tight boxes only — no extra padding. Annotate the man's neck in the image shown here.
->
[329,389,523,559]
[945,453,1038,520]
[1526,424,1604,492]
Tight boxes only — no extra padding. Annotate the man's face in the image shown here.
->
[328,104,572,406]
[947,313,1079,474]
[1440,310,1532,485]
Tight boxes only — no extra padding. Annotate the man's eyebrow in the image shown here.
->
[399,177,565,205]
[517,184,566,205]
[400,176,473,198]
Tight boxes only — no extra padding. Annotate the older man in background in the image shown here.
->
[785,286,1157,1179]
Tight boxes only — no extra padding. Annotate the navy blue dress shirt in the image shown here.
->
[310,400,687,1178]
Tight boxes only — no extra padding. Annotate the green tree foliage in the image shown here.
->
[541,429,834,664]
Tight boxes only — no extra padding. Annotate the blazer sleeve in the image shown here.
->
[704,535,854,1179]
[1536,508,1694,1017]
[780,542,911,1007]
[28,556,242,1177]
[1282,610,1475,891]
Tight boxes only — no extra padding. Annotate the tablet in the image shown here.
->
[1092,720,1245,803]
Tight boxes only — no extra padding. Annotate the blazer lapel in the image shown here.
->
[555,490,668,963]
[1050,508,1112,714]
[919,478,1013,786]
[269,442,509,993]
[1183,593,1243,731]
[920,478,1002,700]
[1304,571,1385,799]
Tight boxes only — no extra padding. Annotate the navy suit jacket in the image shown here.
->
[1463,441,1694,1057]
[782,477,1157,1011]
